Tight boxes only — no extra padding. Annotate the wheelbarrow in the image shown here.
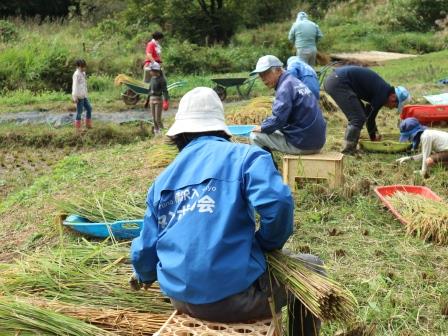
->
[211,77,257,101]
[114,74,186,106]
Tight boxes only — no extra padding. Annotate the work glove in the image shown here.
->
[129,273,153,291]
[369,132,382,141]
[396,156,411,164]
[162,100,169,111]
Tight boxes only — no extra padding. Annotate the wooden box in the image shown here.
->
[155,311,278,336]
[282,152,344,190]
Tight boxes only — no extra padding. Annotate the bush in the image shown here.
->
[0,20,19,43]
[88,75,113,92]
[378,0,448,32]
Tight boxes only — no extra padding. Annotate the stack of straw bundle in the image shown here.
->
[267,251,357,322]
[0,241,172,314]
[226,96,273,125]
[114,74,146,87]
[385,191,448,245]
[29,299,169,335]
[0,297,115,336]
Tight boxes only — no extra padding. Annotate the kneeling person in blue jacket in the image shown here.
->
[250,55,326,156]
[286,56,320,100]
[130,87,323,335]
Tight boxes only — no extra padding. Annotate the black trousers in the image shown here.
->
[171,253,324,336]
[324,71,378,138]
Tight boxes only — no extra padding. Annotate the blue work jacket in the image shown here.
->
[261,72,326,150]
[287,59,320,100]
[130,136,293,304]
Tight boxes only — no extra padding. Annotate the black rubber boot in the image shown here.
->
[288,299,321,336]
[341,125,361,155]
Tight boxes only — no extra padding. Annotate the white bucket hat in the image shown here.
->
[166,87,231,137]
[149,62,161,71]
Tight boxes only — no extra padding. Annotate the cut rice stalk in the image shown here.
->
[0,297,114,336]
[267,251,358,323]
[385,192,448,245]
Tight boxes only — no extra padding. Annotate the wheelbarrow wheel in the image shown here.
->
[214,86,227,101]
[122,89,140,106]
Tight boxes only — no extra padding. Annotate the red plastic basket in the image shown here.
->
[374,185,442,226]
[400,105,448,125]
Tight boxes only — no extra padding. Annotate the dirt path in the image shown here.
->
[0,109,175,126]
[0,101,243,126]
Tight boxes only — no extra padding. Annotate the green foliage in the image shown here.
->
[0,20,18,43]
[0,37,74,92]
[377,0,448,32]
[319,0,448,53]
[123,0,295,45]
[163,41,266,74]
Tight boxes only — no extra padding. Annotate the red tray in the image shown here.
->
[374,185,442,225]
[400,105,448,125]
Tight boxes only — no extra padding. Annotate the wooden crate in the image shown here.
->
[282,152,344,190]
[154,311,278,336]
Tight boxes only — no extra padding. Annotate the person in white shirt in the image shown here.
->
[396,117,448,177]
[72,59,92,131]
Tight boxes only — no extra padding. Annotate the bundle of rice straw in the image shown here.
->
[385,191,448,245]
[57,192,146,223]
[226,96,273,125]
[267,250,357,322]
[0,297,114,336]
[320,92,339,113]
[0,241,172,314]
[28,298,169,335]
[114,74,146,87]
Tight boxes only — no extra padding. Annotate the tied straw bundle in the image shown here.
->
[267,251,357,322]
[0,297,114,336]
[27,299,169,335]
[0,241,172,314]
[385,191,448,245]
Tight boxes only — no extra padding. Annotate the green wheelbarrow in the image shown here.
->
[114,74,186,106]
[211,77,257,101]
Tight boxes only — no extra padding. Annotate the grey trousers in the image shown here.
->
[250,131,320,155]
[150,96,163,130]
[171,253,324,336]
[324,71,378,137]
[297,48,317,66]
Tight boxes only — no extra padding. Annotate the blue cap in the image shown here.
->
[395,86,410,113]
[399,117,426,143]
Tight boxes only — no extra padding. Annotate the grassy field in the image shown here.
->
[1,86,448,334]
[1,37,448,335]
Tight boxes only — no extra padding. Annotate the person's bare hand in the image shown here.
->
[252,126,262,133]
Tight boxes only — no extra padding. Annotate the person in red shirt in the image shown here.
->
[143,31,164,82]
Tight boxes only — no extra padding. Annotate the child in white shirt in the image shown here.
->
[72,59,92,131]
[397,117,448,177]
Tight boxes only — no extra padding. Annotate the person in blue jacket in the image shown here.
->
[249,55,326,156]
[324,65,410,154]
[130,87,323,335]
[287,56,320,100]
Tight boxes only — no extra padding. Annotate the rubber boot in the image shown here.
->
[85,118,93,129]
[74,120,81,133]
[341,125,361,155]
